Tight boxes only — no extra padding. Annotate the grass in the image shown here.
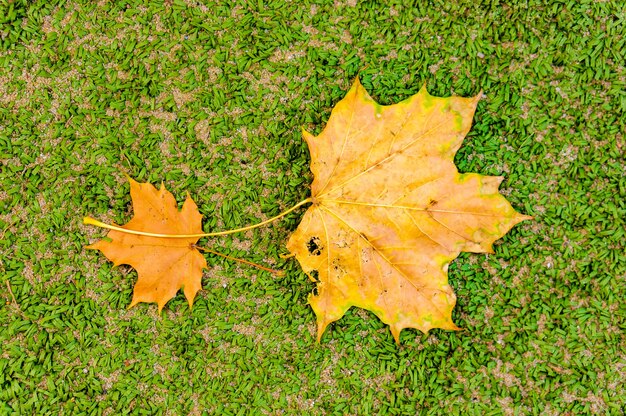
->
[0,0,624,414]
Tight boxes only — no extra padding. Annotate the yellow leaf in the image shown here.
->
[287,78,531,343]
[87,178,207,312]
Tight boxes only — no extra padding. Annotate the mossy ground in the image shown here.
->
[1,0,624,414]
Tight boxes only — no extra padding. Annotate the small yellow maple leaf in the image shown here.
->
[87,177,207,312]
[287,78,531,343]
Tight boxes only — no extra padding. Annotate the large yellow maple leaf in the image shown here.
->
[87,178,207,312]
[287,78,531,343]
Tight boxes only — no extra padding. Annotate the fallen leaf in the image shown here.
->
[87,177,207,312]
[287,78,531,343]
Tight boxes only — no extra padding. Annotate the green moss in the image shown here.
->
[0,0,624,414]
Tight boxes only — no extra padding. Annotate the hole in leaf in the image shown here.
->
[307,236,322,256]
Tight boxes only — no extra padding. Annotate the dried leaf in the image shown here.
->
[87,178,207,312]
[287,78,531,343]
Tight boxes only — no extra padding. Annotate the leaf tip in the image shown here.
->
[390,325,402,345]
[124,174,140,189]
[316,319,330,343]
[184,288,197,311]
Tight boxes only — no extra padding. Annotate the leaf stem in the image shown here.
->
[193,245,284,276]
[83,198,312,239]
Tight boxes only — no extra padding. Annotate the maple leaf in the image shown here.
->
[87,177,207,312]
[286,78,531,343]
